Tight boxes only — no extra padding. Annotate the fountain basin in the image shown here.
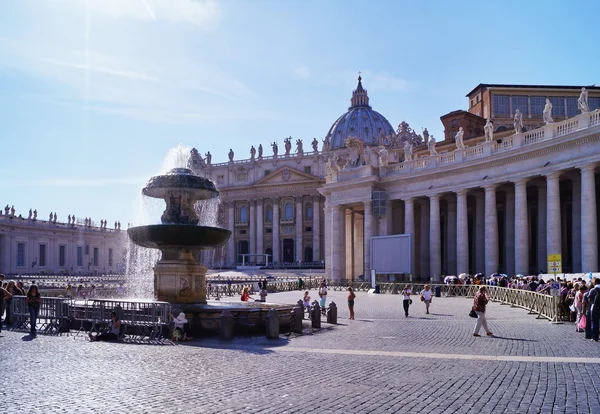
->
[127,224,231,250]
[143,168,218,200]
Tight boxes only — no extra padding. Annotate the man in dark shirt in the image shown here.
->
[586,279,600,341]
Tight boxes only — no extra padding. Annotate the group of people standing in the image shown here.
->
[0,274,42,336]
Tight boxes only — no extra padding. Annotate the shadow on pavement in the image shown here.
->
[22,334,36,341]
[489,336,539,342]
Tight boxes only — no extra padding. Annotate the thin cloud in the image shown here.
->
[38,57,159,81]
[6,176,149,188]
[293,65,310,79]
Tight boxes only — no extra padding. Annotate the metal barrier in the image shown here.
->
[8,295,70,335]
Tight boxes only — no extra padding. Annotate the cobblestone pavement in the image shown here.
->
[1,290,599,414]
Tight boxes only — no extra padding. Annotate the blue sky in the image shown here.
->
[1,0,598,225]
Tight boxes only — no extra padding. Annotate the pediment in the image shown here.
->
[255,166,319,186]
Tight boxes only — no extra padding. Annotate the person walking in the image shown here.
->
[347,287,356,320]
[472,286,493,337]
[420,284,433,314]
[26,285,42,336]
[401,285,412,317]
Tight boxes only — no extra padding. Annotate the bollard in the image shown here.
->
[311,302,321,329]
[326,301,338,324]
[219,310,234,340]
[296,300,305,318]
[292,306,304,334]
[265,309,280,339]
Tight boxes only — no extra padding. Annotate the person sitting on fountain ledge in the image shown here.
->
[89,312,121,342]
[172,312,192,342]
[241,286,254,302]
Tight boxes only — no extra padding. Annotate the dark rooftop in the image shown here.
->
[466,83,600,97]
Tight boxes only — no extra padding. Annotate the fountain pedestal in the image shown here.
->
[154,263,207,304]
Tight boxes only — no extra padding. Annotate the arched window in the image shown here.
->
[240,206,248,222]
[265,248,273,262]
[305,203,313,220]
[284,203,293,219]
[304,247,313,262]
[266,206,273,223]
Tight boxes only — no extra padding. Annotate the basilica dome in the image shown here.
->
[325,77,395,150]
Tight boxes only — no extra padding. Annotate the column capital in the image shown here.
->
[514,177,528,188]
[272,197,280,204]
[429,193,440,202]
[581,164,597,174]
[363,199,372,207]
[456,189,469,197]
[312,194,321,202]
[483,183,497,192]
[250,199,257,206]
[256,198,264,206]
[546,171,562,180]
[403,197,414,203]
[295,195,304,204]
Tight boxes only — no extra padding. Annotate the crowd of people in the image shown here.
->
[0,273,42,336]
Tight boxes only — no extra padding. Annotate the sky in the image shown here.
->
[1,0,599,226]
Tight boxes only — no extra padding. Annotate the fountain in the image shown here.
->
[127,152,295,335]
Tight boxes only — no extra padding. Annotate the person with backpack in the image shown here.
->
[587,279,600,342]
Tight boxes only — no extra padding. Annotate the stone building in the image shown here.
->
[0,207,126,275]
[195,78,600,281]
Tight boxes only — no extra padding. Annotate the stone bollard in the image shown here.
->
[266,309,280,339]
[311,302,321,329]
[292,306,304,334]
[219,310,234,340]
[297,300,305,318]
[327,301,338,324]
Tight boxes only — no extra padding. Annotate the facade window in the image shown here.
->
[59,245,66,267]
[470,99,474,108]
[217,175,224,185]
[305,203,313,219]
[108,248,113,267]
[304,166,311,174]
[304,247,313,262]
[264,170,271,176]
[566,97,579,117]
[236,172,248,182]
[239,229,247,235]
[530,96,545,117]
[265,207,273,222]
[511,95,528,116]
[284,203,293,219]
[39,244,47,267]
[266,228,272,234]
[93,247,99,266]
[305,226,312,232]
[239,206,248,222]
[492,95,510,116]
[549,97,565,117]
[85,245,89,255]
[589,97,600,111]
[17,242,25,267]
[477,95,480,103]
[77,246,83,267]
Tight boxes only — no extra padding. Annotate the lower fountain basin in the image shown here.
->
[128,224,231,250]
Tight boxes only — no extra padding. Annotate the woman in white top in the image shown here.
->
[420,284,433,314]
[401,285,412,317]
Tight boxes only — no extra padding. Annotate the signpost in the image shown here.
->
[547,254,563,324]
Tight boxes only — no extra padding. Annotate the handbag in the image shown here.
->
[578,314,587,330]
[469,309,478,318]
[409,299,413,305]
[420,296,425,302]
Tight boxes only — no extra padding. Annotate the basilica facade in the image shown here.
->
[194,78,600,281]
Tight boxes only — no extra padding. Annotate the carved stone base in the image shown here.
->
[153,259,207,304]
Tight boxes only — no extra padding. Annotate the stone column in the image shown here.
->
[429,195,441,282]
[312,195,321,261]
[404,198,415,276]
[249,200,256,260]
[295,196,303,262]
[504,187,515,275]
[324,201,331,276]
[474,192,485,273]
[256,199,264,264]
[484,185,498,276]
[571,178,582,273]
[420,200,430,279]
[537,186,547,272]
[272,198,280,264]
[353,211,364,279]
[227,202,235,265]
[364,200,373,278]
[514,179,529,275]
[446,196,457,276]
[379,199,393,236]
[456,190,469,275]
[581,165,598,272]
[331,205,344,280]
[546,172,561,258]
[346,209,354,280]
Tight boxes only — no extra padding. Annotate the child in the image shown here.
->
[347,287,356,320]
[258,287,268,302]
[303,291,311,312]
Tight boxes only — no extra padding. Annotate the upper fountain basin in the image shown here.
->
[143,168,219,200]
[127,224,231,250]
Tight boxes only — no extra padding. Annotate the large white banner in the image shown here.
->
[370,234,411,274]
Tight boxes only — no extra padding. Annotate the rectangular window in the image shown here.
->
[589,97,600,111]
[239,229,247,235]
[530,96,545,117]
[85,244,89,255]
[549,97,565,118]
[217,175,224,184]
[264,170,271,176]
[304,166,311,174]
[59,245,66,267]
[511,95,528,117]
[305,226,312,232]
[108,248,113,267]
[17,242,25,267]
[566,97,579,117]
[93,247,99,266]
[39,244,47,267]
[492,95,510,116]
[77,246,83,267]
[266,228,272,234]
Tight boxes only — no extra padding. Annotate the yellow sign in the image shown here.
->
[547,254,562,274]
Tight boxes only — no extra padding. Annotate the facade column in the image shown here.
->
[581,165,598,272]
[249,200,256,260]
[272,198,280,264]
[227,202,235,265]
[331,205,344,280]
[404,198,415,277]
[514,179,529,275]
[546,172,562,258]
[456,190,469,275]
[295,196,303,262]
[429,194,441,281]
[256,199,264,263]
[537,186,547,272]
[446,196,457,276]
[571,178,582,273]
[420,200,430,279]
[364,200,373,278]
[346,209,354,280]
[504,187,515,275]
[474,192,485,273]
[312,195,321,262]
[484,185,498,276]
[324,201,331,276]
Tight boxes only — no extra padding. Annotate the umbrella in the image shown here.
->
[458,273,470,280]
[444,275,457,284]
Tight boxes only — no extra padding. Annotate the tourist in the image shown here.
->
[89,285,97,298]
[575,285,588,332]
[15,281,25,295]
[66,284,72,299]
[241,286,253,302]
[4,281,16,326]
[401,285,412,317]
[420,284,433,314]
[89,312,121,342]
[172,312,192,342]
[298,277,304,290]
[318,281,328,311]
[0,280,12,333]
[26,285,41,336]
[472,286,493,337]
[303,291,311,312]
[259,286,268,302]
[347,287,356,320]
[587,279,600,341]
